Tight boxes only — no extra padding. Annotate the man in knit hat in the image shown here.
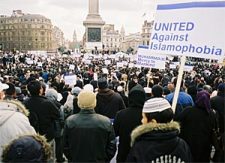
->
[127,98,192,162]
[63,90,116,162]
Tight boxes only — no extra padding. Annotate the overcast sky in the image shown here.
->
[1,0,156,41]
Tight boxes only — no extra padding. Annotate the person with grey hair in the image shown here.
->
[45,88,65,162]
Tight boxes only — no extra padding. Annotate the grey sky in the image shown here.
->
[1,0,156,41]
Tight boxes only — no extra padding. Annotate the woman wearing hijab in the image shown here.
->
[177,90,214,162]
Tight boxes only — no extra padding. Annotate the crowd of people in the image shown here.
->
[0,51,224,162]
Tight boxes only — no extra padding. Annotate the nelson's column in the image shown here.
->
[83,0,105,52]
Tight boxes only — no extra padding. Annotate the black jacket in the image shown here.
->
[210,94,224,133]
[114,84,146,162]
[63,109,117,162]
[126,122,192,163]
[95,88,126,119]
[176,106,213,162]
[24,96,60,141]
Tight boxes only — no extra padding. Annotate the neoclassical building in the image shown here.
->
[141,20,154,46]
[0,10,53,51]
[102,24,125,53]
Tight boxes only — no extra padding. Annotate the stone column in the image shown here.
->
[89,0,99,14]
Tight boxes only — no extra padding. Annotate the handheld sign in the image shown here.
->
[150,0,225,60]
[136,46,166,69]
[117,62,124,68]
[184,65,194,72]
[151,0,225,113]
[64,75,77,86]
[105,60,111,65]
[69,65,75,70]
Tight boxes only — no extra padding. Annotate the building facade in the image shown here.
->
[121,32,142,53]
[0,10,53,51]
[141,20,154,46]
[102,24,123,53]
[52,26,65,50]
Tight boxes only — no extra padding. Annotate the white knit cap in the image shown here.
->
[143,98,171,113]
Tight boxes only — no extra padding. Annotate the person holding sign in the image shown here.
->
[165,78,194,118]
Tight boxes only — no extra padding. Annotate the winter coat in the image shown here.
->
[63,109,117,162]
[95,88,126,119]
[166,91,194,117]
[0,100,36,161]
[113,84,146,162]
[49,99,64,138]
[24,96,60,141]
[176,106,213,162]
[210,94,224,133]
[126,122,192,163]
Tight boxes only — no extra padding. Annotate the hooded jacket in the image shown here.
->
[95,88,126,119]
[0,100,36,161]
[126,122,192,163]
[113,84,146,162]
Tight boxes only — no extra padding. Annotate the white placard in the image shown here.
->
[37,62,42,67]
[85,60,91,64]
[170,64,177,69]
[184,65,194,72]
[117,62,124,68]
[105,60,111,65]
[102,68,109,74]
[27,60,33,65]
[136,46,166,69]
[64,75,77,86]
[129,63,134,68]
[149,0,225,60]
[172,62,180,66]
[122,61,128,66]
[94,55,100,59]
[69,65,75,70]
[94,73,98,80]
[109,55,116,59]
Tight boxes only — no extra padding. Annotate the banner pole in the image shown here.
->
[171,55,186,113]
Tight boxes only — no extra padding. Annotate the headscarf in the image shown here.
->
[195,90,211,113]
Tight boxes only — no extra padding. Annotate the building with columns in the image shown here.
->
[0,10,54,51]
[83,0,105,52]
[102,24,125,53]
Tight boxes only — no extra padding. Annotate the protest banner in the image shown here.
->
[136,45,166,69]
[105,60,111,65]
[184,65,194,72]
[117,62,124,68]
[169,64,177,69]
[64,75,77,86]
[102,68,109,74]
[150,0,225,60]
[129,63,134,68]
[69,65,75,70]
[151,0,225,112]
[37,62,42,67]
